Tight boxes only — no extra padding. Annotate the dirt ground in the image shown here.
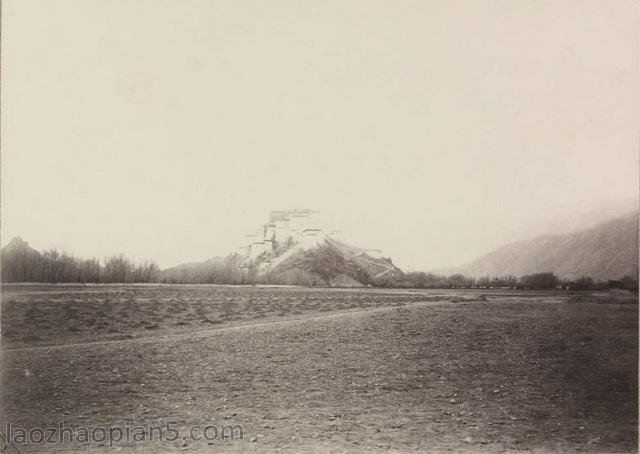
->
[0,285,637,453]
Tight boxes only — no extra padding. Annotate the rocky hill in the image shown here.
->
[237,209,402,286]
[261,238,402,286]
[455,211,638,280]
[159,210,403,286]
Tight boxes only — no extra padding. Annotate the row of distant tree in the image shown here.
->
[1,242,637,291]
[1,246,160,283]
[399,271,639,291]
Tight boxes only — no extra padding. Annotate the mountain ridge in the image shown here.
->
[448,211,638,280]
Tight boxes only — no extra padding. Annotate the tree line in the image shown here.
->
[1,241,160,283]
[399,271,638,291]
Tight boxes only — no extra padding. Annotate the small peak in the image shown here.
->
[2,236,36,254]
[6,236,28,248]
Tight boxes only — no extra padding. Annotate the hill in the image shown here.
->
[261,238,402,286]
[160,256,243,284]
[455,212,638,280]
[159,209,403,286]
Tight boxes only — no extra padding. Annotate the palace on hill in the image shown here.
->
[237,209,384,269]
[237,209,326,261]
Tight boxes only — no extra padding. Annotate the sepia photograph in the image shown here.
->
[1,0,638,452]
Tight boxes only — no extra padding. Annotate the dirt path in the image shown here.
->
[3,285,467,349]
[2,299,455,354]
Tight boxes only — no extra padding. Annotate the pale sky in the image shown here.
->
[2,0,638,270]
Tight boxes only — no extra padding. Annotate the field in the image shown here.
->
[1,285,637,453]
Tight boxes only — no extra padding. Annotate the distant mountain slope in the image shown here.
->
[510,197,638,240]
[160,255,244,284]
[456,212,638,280]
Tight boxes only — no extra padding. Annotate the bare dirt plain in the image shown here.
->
[1,285,637,453]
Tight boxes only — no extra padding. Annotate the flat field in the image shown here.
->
[1,285,637,453]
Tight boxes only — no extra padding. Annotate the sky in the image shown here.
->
[2,0,638,270]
